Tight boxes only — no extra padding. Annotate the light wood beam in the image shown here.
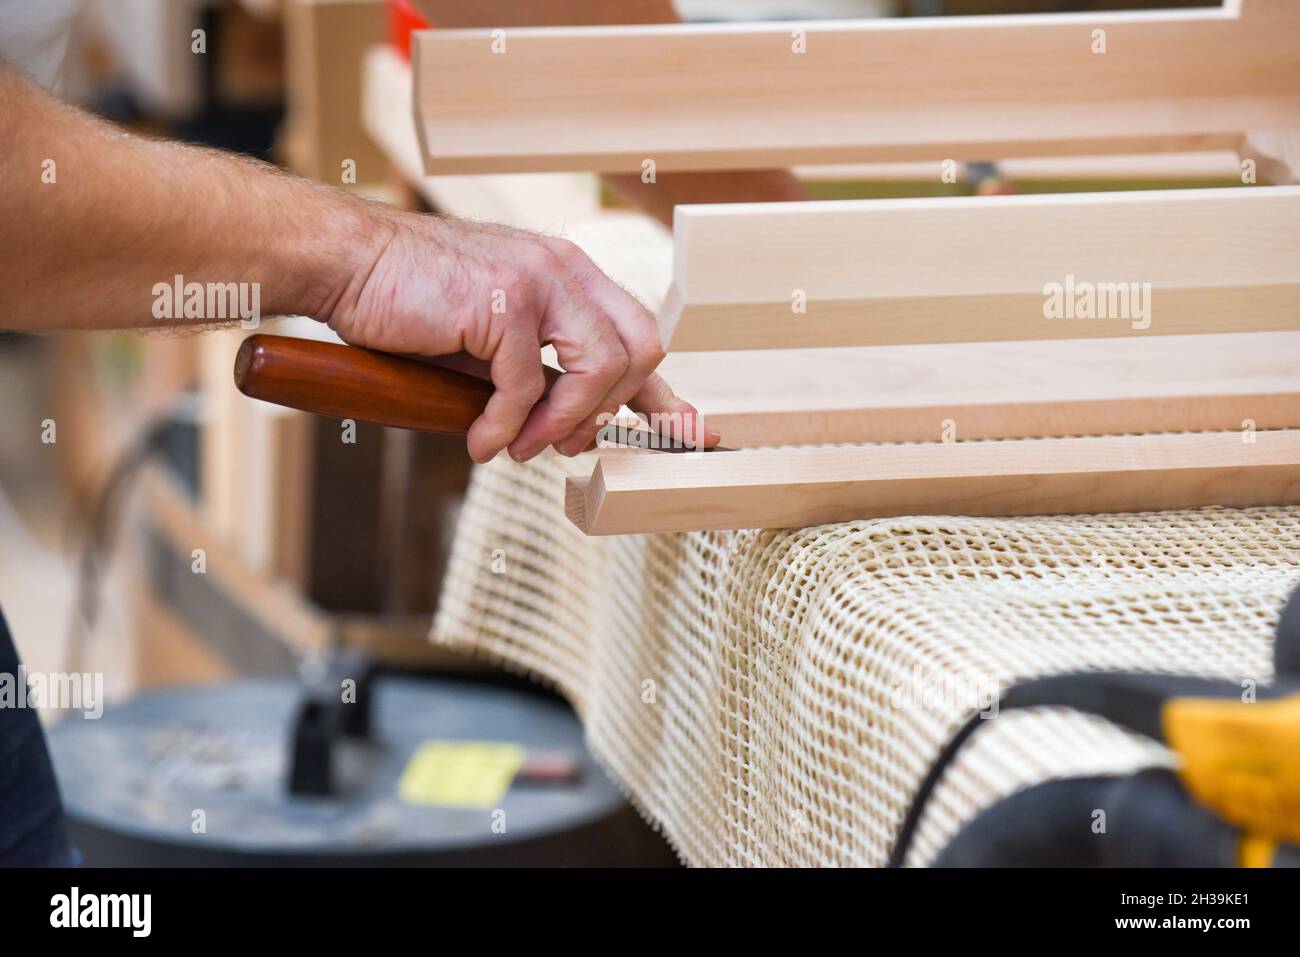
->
[566,429,1300,535]
[658,187,1300,351]
[412,2,1300,174]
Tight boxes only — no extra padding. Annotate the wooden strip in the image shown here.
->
[658,187,1300,351]
[412,1,1300,174]
[566,430,1300,535]
[698,382,1300,449]
[661,334,1300,446]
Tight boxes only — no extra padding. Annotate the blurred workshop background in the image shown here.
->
[0,0,1232,866]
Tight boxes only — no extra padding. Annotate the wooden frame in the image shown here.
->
[658,186,1300,351]
[566,429,1300,535]
[412,1,1300,174]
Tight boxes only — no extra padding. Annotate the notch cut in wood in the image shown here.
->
[412,1,1300,174]
[565,429,1300,536]
[658,186,1300,351]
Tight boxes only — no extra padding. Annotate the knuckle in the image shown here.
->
[647,334,668,364]
[593,349,631,382]
[520,373,547,405]
[491,265,524,298]
[551,238,589,268]
[523,242,563,276]
[632,334,667,371]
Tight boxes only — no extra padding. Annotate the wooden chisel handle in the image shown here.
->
[234,334,725,452]
[233,334,505,435]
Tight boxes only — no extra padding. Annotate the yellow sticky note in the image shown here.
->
[398,740,527,808]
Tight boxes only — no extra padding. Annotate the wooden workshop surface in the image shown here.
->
[412,2,1300,173]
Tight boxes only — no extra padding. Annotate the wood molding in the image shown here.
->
[565,429,1300,535]
[658,187,1300,351]
[412,2,1300,174]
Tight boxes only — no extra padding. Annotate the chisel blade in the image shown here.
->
[597,424,734,453]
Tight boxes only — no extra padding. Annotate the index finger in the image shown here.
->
[626,371,722,450]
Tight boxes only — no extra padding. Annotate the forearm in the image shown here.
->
[0,65,380,331]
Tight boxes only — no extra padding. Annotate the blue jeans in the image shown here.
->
[0,607,73,866]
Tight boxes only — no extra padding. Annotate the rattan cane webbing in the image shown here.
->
[431,450,1300,866]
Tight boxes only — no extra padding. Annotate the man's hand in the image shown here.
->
[0,64,717,463]
[322,211,715,464]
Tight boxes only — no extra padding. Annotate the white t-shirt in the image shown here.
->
[0,0,83,89]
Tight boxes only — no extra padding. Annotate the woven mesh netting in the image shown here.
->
[431,451,1300,866]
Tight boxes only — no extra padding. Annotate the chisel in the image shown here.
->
[233,334,729,452]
